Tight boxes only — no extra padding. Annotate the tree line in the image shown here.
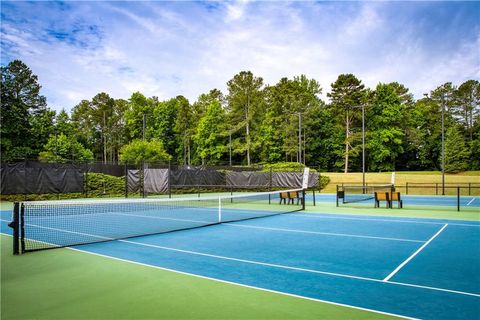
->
[1,60,479,172]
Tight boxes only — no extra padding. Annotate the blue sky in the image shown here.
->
[1,1,479,112]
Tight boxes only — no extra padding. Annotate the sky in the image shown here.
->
[1,1,479,112]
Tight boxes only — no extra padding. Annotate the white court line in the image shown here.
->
[116,238,480,297]
[467,198,476,206]
[383,224,448,282]
[225,223,425,243]
[0,222,478,298]
[290,213,480,227]
[3,215,426,244]
[114,212,212,225]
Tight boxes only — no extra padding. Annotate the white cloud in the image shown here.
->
[225,0,250,22]
[1,1,478,111]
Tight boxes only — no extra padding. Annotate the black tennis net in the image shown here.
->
[337,184,394,204]
[10,189,305,254]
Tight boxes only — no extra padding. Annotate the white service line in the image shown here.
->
[118,237,480,297]
[225,223,425,243]
[291,213,480,227]
[383,224,448,282]
[466,198,476,206]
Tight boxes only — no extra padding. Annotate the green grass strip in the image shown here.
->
[1,235,401,320]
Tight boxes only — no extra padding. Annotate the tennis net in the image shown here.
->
[10,189,305,254]
[337,184,394,204]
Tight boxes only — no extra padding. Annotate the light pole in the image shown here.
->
[352,104,366,189]
[441,95,445,195]
[229,127,232,167]
[298,112,302,165]
[361,103,365,189]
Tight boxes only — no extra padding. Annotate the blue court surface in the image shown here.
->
[1,207,479,320]
[308,193,480,208]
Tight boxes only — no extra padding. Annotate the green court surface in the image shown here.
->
[0,234,399,320]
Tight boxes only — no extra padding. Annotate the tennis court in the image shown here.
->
[313,193,480,208]
[1,190,479,320]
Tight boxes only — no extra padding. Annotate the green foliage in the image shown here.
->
[1,60,50,160]
[151,98,178,157]
[85,173,125,195]
[193,100,228,164]
[366,83,404,171]
[319,175,330,190]
[39,133,94,163]
[445,125,470,172]
[71,92,126,163]
[4,59,480,174]
[226,71,264,165]
[327,74,366,173]
[119,139,171,165]
[262,162,316,172]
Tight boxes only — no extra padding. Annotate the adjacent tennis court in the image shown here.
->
[1,191,479,320]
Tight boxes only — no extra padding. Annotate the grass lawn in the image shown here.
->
[322,171,480,194]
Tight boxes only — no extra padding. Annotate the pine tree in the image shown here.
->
[445,125,470,172]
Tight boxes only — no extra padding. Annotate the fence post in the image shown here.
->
[336,185,339,207]
[168,160,172,199]
[124,164,128,198]
[84,162,89,198]
[406,182,409,195]
[469,183,471,196]
[23,159,27,201]
[457,187,460,212]
[436,183,438,195]
[141,161,145,198]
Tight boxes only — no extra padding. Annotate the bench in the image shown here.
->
[374,191,391,208]
[390,191,403,208]
[374,191,403,209]
[280,191,304,205]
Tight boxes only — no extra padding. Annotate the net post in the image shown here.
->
[302,189,306,210]
[313,189,316,206]
[10,202,20,255]
[457,186,460,212]
[20,203,25,253]
[218,197,222,222]
[336,185,339,207]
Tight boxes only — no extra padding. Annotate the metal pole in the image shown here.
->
[229,128,232,167]
[298,112,302,165]
[103,112,107,164]
[457,187,460,212]
[442,96,445,195]
[362,104,366,190]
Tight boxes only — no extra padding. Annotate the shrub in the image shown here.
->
[262,162,317,172]
[85,173,124,195]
